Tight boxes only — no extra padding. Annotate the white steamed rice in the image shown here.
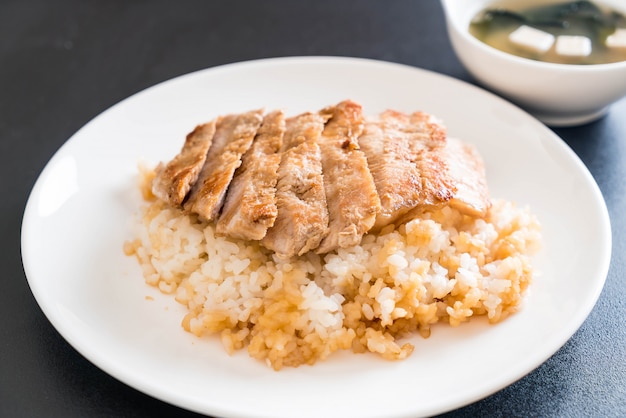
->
[125,168,542,370]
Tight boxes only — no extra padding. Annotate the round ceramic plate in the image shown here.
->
[21,57,611,418]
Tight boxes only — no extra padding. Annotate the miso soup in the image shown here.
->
[470,0,626,64]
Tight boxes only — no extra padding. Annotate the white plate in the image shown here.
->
[21,57,611,418]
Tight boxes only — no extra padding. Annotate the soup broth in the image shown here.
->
[470,0,626,64]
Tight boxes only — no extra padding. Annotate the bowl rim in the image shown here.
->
[440,0,626,71]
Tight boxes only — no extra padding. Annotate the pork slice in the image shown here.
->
[215,110,285,240]
[359,110,455,231]
[261,112,330,257]
[443,137,491,217]
[151,120,216,206]
[184,109,264,221]
[407,111,456,206]
[315,100,381,254]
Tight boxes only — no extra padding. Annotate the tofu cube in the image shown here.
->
[606,28,626,48]
[509,25,555,53]
[556,35,592,57]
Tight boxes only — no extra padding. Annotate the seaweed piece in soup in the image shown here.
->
[470,9,527,38]
[529,1,616,35]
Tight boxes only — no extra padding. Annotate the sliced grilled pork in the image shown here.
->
[316,100,381,254]
[151,120,216,206]
[359,110,456,231]
[216,110,285,240]
[261,111,330,257]
[184,109,263,221]
[151,102,492,257]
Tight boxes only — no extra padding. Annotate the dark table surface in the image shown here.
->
[3,1,625,417]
